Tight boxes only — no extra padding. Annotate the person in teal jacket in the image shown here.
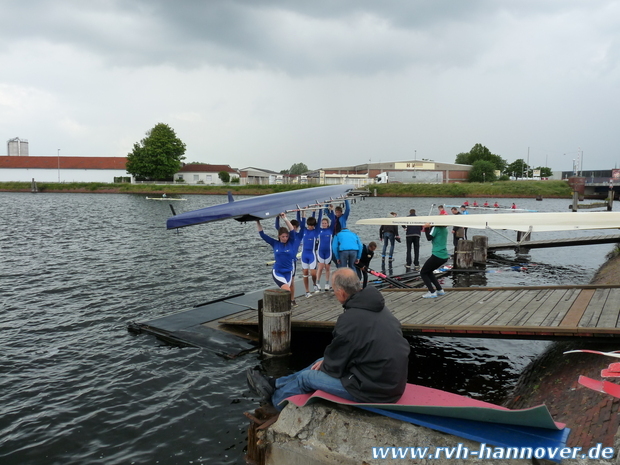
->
[332,228,363,271]
[420,223,449,298]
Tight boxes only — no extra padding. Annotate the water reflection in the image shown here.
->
[0,191,613,465]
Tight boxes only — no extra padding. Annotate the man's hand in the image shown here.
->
[311,360,323,370]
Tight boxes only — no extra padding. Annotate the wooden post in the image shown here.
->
[571,191,579,212]
[472,235,488,265]
[261,289,291,357]
[454,240,473,269]
[516,230,531,254]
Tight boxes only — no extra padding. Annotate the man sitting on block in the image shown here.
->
[247,267,410,409]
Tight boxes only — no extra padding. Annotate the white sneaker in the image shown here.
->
[436,290,446,296]
[422,292,437,299]
[313,285,320,293]
[324,284,331,291]
[305,292,312,298]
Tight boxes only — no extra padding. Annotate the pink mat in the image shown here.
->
[284,383,565,430]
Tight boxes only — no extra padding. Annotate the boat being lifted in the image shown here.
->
[166,184,355,229]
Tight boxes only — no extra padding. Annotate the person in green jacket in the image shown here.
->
[420,222,449,298]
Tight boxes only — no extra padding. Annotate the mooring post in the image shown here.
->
[516,231,532,254]
[261,289,292,357]
[472,235,488,265]
[454,240,474,269]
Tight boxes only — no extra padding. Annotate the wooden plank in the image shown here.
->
[607,289,620,327]
[423,290,498,326]
[537,289,580,327]
[595,289,620,328]
[399,293,468,325]
[483,290,536,326]
[579,288,609,328]
[559,289,595,327]
[293,295,342,322]
[520,289,567,327]
[473,290,524,326]
[216,286,620,338]
[507,288,559,326]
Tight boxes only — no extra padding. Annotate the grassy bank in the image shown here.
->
[0,180,573,198]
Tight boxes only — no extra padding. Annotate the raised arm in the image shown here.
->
[280,213,294,231]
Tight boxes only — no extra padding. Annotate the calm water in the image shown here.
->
[0,192,615,464]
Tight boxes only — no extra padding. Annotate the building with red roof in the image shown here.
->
[0,156,130,183]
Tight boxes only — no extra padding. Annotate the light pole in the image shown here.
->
[57,149,60,182]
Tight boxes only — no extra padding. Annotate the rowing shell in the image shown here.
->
[146,197,187,201]
[444,204,538,213]
[167,184,354,229]
[356,211,620,233]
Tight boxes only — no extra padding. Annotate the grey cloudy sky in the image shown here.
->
[1,0,619,172]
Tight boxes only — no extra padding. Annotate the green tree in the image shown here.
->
[468,160,497,183]
[218,171,231,183]
[534,166,553,177]
[126,123,186,180]
[505,159,530,178]
[289,162,309,175]
[455,144,507,174]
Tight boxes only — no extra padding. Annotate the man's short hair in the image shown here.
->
[332,268,362,296]
[307,216,317,226]
[409,209,416,215]
[335,205,343,213]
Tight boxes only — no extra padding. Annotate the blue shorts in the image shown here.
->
[301,250,317,270]
[272,268,293,288]
[317,247,332,264]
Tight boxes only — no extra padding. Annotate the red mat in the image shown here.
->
[284,383,565,430]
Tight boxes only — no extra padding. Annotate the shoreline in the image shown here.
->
[0,179,579,199]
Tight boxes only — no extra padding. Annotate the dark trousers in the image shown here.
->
[405,235,420,267]
[357,267,370,288]
[420,254,448,293]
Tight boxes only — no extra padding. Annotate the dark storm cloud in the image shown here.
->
[0,0,516,74]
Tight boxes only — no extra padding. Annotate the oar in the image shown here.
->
[366,267,411,288]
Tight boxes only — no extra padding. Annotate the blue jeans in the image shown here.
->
[271,359,357,410]
[338,249,358,271]
[382,232,395,258]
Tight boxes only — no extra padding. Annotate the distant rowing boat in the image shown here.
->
[445,204,538,213]
[146,197,187,201]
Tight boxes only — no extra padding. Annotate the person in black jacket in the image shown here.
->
[402,209,422,270]
[356,241,377,288]
[379,212,399,261]
[247,268,410,409]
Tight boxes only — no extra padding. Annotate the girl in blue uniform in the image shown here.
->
[257,213,301,305]
[316,215,334,291]
[299,214,320,297]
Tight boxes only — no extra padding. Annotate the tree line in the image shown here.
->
[125,124,552,183]
[456,143,552,183]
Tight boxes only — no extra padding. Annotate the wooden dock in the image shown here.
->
[217,285,620,339]
[488,234,620,251]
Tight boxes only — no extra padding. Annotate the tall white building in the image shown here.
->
[7,137,29,156]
